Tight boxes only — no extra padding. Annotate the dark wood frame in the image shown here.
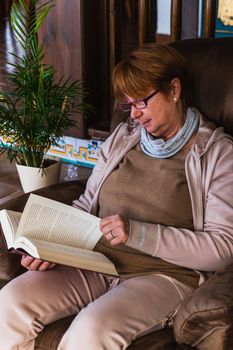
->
[170,0,217,41]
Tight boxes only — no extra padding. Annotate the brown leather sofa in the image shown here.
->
[1,37,233,349]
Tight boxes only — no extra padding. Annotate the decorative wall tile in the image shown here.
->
[0,135,103,168]
[47,136,103,168]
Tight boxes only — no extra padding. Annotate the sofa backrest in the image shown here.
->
[112,37,233,136]
[171,37,233,136]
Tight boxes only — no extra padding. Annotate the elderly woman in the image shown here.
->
[1,44,233,350]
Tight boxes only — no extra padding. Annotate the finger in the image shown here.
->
[100,214,124,229]
[101,223,116,237]
[37,261,54,271]
[100,215,116,230]
[100,218,124,236]
[105,231,115,241]
[21,255,55,271]
[109,235,125,246]
[26,258,49,271]
[21,255,35,267]
[27,259,44,271]
[47,263,56,269]
[110,227,129,244]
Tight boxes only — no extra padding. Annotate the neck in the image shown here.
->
[152,105,186,141]
[140,107,199,159]
[163,118,185,140]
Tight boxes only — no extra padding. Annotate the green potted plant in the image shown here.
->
[0,0,90,192]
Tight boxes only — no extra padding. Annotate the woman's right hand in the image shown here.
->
[21,255,56,271]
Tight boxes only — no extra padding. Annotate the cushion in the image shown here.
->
[174,262,233,349]
[0,225,24,280]
[35,316,74,350]
[0,247,23,281]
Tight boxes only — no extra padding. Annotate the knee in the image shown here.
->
[0,278,25,314]
[59,306,127,350]
[0,277,44,343]
[0,274,37,322]
[77,307,110,337]
[0,279,29,335]
[0,277,43,336]
[60,309,106,345]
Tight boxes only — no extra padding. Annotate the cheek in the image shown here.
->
[147,97,173,123]
[150,108,166,124]
[156,102,173,119]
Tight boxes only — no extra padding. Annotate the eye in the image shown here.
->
[135,100,146,108]
[118,103,131,112]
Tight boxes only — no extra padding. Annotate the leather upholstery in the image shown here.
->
[174,262,233,349]
[171,37,233,137]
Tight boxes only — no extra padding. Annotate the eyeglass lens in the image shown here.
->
[119,90,158,112]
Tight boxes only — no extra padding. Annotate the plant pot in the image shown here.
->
[16,160,61,193]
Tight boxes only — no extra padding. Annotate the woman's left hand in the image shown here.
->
[100,214,130,246]
[21,255,56,271]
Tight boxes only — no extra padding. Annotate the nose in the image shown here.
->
[130,106,142,120]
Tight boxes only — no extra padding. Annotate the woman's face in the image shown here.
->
[127,78,184,140]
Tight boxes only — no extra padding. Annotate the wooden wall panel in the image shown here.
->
[38,0,156,138]
[38,0,84,137]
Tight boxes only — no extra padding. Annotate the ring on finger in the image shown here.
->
[109,231,114,239]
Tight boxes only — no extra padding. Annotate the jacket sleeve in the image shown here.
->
[126,139,233,272]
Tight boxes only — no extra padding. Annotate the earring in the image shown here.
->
[173,97,177,102]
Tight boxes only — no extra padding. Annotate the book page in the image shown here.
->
[0,210,22,248]
[14,237,118,276]
[17,194,102,250]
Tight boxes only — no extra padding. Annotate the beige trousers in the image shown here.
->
[0,265,194,350]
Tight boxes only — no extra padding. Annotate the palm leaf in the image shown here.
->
[11,0,53,54]
[0,0,91,168]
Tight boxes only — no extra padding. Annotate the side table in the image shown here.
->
[0,154,92,205]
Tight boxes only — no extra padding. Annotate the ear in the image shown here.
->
[170,78,181,102]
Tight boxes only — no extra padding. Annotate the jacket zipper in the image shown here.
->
[161,309,178,329]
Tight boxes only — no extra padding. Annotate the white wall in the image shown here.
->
[198,0,203,36]
[157,0,171,34]
[157,0,203,37]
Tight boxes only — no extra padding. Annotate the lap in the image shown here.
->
[0,265,110,324]
[0,268,195,350]
[64,274,194,342]
[1,267,194,339]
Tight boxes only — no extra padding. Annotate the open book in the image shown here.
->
[0,194,118,276]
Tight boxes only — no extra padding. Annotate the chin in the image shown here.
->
[147,128,155,135]
[150,130,162,138]
[147,127,157,136]
[145,125,153,134]
[146,123,157,135]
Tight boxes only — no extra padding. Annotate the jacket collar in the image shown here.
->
[192,109,232,157]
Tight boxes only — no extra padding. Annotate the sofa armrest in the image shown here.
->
[0,179,87,282]
[0,179,87,212]
[174,262,233,349]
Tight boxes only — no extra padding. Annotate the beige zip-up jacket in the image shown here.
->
[73,110,233,273]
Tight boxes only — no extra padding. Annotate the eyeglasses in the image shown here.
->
[118,90,159,112]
